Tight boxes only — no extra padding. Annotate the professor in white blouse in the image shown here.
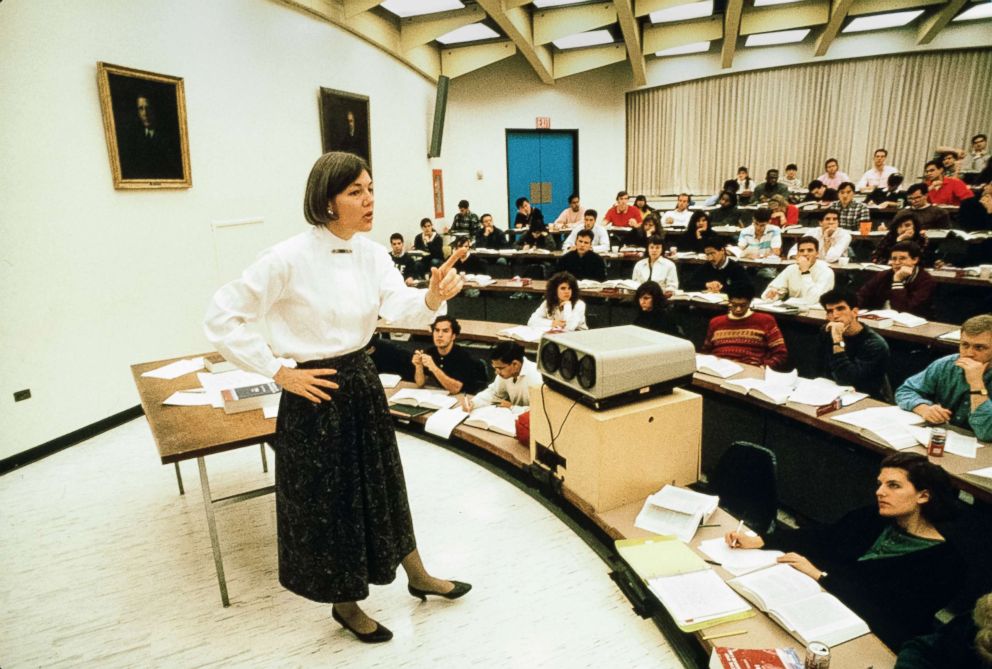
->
[205,152,470,644]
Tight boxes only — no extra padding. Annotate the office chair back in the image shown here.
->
[711,441,778,535]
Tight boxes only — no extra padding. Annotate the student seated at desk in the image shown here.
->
[738,208,782,259]
[561,209,610,253]
[858,241,936,320]
[865,172,906,208]
[527,271,587,332]
[389,233,420,286]
[726,452,968,651]
[895,314,992,442]
[516,219,556,252]
[603,190,643,228]
[684,210,710,252]
[631,234,678,293]
[413,316,486,395]
[896,184,952,231]
[414,217,444,268]
[632,281,680,336]
[872,215,928,265]
[752,169,790,202]
[828,182,872,232]
[702,281,789,369]
[762,235,835,305]
[802,179,838,205]
[467,341,543,409]
[768,194,799,229]
[627,214,660,249]
[686,234,751,293]
[556,229,606,281]
[896,591,992,669]
[816,288,891,400]
[660,193,692,228]
[786,210,851,264]
[708,189,742,228]
[474,213,507,250]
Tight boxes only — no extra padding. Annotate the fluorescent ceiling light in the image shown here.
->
[744,28,810,46]
[650,1,713,24]
[953,3,992,21]
[437,23,500,45]
[533,0,583,6]
[655,41,711,57]
[843,10,924,32]
[380,0,464,18]
[552,29,613,49]
[754,0,802,5]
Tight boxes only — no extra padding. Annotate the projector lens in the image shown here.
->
[578,355,596,389]
[560,349,578,380]
[540,342,561,373]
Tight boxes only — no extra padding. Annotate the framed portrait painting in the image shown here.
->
[319,87,371,167]
[97,62,192,189]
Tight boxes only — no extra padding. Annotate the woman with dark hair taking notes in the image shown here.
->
[725,452,967,650]
[527,271,587,331]
[205,152,470,644]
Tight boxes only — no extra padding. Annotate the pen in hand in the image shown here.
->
[732,519,744,548]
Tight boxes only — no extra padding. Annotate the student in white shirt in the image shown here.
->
[204,151,470,643]
[763,235,835,304]
[527,271,588,332]
[661,193,693,228]
[786,210,852,264]
[631,234,679,293]
[562,209,610,253]
[856,148,900,192]
[468,341,544,409]
[553,193,584,229]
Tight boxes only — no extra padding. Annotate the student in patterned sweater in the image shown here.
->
[702,281,789,369]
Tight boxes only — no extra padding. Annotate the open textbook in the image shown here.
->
[388,388,457,410]
[830,406,924,450]
[462,274,495,287]
[695,354,744,379]
[859,309,927,328]
[722,368,799,405]
[728,564,869,647]
[498,325,544,343]
[634,485,720,543]
[463,405,527,437]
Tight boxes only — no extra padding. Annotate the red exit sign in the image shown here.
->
[536,116,551,129]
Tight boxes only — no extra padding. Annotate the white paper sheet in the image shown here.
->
[378,373,402,388]
[424,407,468,439]
[162,389,213,406]
[263,404,279,419]
[697,538,784,576]
[142,357,204,379]
[967,466,992,479]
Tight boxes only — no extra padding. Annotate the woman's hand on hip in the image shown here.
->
[274,366,338,403]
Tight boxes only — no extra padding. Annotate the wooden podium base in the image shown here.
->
[529,385,702,513]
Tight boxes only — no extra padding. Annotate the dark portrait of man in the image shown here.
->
[319,88,370,166]
[110,76,184,181]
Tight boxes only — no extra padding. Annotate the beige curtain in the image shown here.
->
[627,49,992,197]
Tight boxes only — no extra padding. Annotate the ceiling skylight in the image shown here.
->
[744,28,811,47]
[953,3,992,21]
[380,0,464,18]
[649,1,713,24]
[655,41,711,57]
[437,23,500,45]
[843,10,924,32]
[552,29,614,49]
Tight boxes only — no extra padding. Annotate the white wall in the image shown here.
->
[437,56,632,228]
[0,0,442,460]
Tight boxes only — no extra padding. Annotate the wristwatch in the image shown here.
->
[833,340,846,349]
[972,387,989,396]
[818,571,829,582]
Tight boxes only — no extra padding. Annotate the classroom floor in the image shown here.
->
[0,418,682,668]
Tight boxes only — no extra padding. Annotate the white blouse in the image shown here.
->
[204,225,442,377]
[527,300,588,331]
[632,256,679,290]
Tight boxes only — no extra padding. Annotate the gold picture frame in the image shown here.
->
[96,62,192,189]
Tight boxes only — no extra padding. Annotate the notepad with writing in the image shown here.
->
[727,564,869,647]
[648,569,753,632]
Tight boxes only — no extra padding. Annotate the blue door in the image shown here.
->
[506,130,577,229]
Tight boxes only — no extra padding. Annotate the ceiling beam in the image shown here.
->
[343,0,381,18]
[442,40,517,78]
[848,0,943,16]
[633,0,686,18]
[399,6,487,51]
[476,0,555,84]
[642,15,721,53]
[721,0,744,69]
[555,43,627,79]
[814,0,854,57]
[740,2,829,35]
[533,2,617,46]
[505,0,530,8]
[917,0,968,44]
[613,0,646,86]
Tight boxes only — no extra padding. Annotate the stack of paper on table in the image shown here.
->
[197,369,276,408]
[938,329,961,343]
[388,388,457,410]
[378,373,402,388]
[787,377,860,407]
[424,407,468,439]
[143,357,205,380]
[616,535,753,632]
[463,274,495,287]
[860,309,927,328]
[830,406,924,450]
[728,564,869,647]
[695,354,744,379]
[634,485,720,543]
[697,537,784,576]
[722,369,798,405]
[905,426,981,458]
[498,325,544,343]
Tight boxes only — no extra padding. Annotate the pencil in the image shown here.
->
[732,519,744,547]
[701,629,748,641]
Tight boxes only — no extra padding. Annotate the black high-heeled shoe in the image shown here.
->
[331,606,393,643]
[408,580,472,601]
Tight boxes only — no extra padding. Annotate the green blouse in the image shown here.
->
[859,524,942,561]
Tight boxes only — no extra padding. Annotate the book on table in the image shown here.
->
[634,484,720,543]
[221,382,281,414]
[727,563,869,647]
[830,406,925,450]
[463,405,525,437]
[696,354,744,379]
[204,356,238,373]
[463,273,495,287]
[860,309,927,328]
[388,388,457,410]
[424,407,468,439]
[498,325,544,343]
[709,647,802,669]
[722,369,798,405]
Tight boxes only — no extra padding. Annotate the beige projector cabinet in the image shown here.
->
[529,385,702,513]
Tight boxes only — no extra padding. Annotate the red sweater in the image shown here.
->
[702,312,789,369]
[857,267,936,319]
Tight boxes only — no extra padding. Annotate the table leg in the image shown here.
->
[260,443,269,473]
[197,456,230,607]
[174,462,185,495]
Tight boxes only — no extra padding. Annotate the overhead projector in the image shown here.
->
[537,325,695,409]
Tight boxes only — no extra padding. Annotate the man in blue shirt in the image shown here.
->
[895,314,992,441]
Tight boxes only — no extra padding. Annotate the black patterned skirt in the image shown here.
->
[274,349,416,603]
